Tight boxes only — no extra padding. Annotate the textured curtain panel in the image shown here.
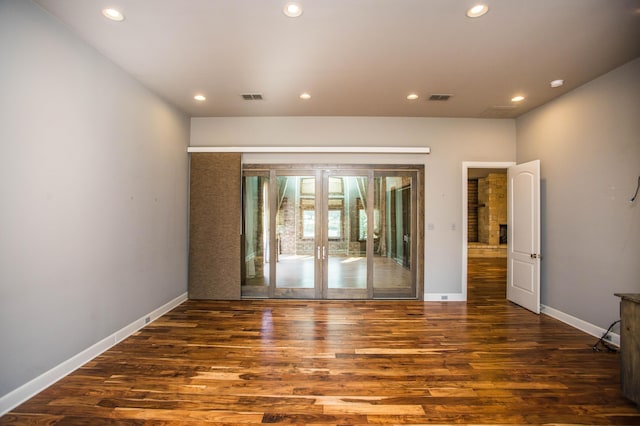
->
[189,153,241,299]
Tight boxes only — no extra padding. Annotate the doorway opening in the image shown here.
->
[242,164,424,300]
[462,162,514,301]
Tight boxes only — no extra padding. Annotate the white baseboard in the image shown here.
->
[0,292,188,417]
[541,304,620,347]
[424,293,466,302]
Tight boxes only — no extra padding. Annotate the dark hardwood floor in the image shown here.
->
[2,258,638,425]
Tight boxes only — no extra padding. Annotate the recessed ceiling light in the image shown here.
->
[407,93,419,100]
[101,8,125,22]
[511,95,525,102]
[550,79,565,88]
[299,92,311,100]
[466,4,489,18]
[194,94,206,101]
[283,2,303,18]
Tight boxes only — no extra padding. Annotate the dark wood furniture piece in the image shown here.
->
[615,293,640,406]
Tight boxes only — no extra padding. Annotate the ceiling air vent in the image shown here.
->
[428,94,452,101]
[480,105,518,118]
[241,93,263,100]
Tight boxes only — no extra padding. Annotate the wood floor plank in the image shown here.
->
[2,257,639,424]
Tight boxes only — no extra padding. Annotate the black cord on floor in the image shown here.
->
[593,319,620,353]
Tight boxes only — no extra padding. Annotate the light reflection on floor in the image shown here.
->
[245,255,411,291]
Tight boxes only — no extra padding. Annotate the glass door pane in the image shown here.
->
[242,165,422,300]
[325,173,371,299]
[241,174,270,298]
[274,174,318,298]
[373,174,416,298]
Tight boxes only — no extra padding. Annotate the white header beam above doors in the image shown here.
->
[187,146,430,154]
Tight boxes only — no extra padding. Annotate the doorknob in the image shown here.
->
[530,253,542,259]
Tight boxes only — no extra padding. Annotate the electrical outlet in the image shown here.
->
[145,316,151,324]
[441,295,448,300]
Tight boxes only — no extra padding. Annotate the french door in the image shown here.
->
[241,165,422,300]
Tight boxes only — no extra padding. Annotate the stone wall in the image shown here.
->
[477,173,507,246]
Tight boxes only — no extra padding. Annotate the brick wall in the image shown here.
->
[467,179,479,242]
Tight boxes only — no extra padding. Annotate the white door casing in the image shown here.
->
[461,161,515,302]
[507,160,541,314]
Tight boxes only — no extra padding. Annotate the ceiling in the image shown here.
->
[35,0,640,118]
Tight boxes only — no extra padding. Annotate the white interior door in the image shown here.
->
[507,160,541,313]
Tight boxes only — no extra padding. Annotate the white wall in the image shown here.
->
[191,116,516,296]
[0,0,189,399]
[516,57,640,330]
